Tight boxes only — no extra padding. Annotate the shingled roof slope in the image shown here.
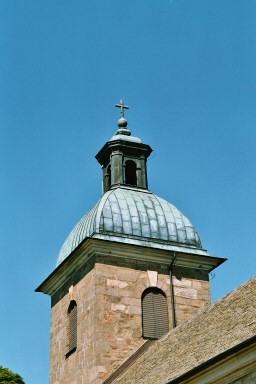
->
[113,276,256,384]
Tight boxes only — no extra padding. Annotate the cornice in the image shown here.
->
[36,237,226,296]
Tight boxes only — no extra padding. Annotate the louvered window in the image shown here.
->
[142,288,169,339]
[67,301,77,353]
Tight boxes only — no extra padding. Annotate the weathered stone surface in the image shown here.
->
[50,262,211,384]
[114,277,256,384]
[111,303,126,312]
[107,279,128,289]
[174,287,198,299]
[89,366,107,382]
[172,277,192,287]
[147,270,158,286]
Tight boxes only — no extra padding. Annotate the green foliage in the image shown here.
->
[0,365,25,384]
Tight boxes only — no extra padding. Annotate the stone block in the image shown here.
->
[174,287,198,299]
[116,269,140,282]
[107,279,128,288]
[128,305,142,315]
[111,303,127,312]
[120,296,140,306]
[173,277,192,287]
[118,288,131,297]
[192,280,202,290]
[89,366,107,382]
[147,270,158,286]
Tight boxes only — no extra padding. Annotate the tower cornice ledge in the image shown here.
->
[36,237,226,297]
[95,138,152,166]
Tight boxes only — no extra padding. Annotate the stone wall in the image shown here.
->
[50,266,97,384]
[50,262,211,384]
[113,277,256,384]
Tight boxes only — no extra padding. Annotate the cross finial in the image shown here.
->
[115,98,129,118]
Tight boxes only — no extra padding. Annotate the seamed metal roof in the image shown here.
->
[57,187,203,266]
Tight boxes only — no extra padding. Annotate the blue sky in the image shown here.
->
[1,1,256,383]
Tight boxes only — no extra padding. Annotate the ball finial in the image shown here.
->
[114,98,131,136]
[118,116,128,128]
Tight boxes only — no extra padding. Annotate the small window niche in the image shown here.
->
[125,160,137,186]
[142,288,169,339]
[106,164,111,190]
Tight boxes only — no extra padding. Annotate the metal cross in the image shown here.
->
[115,98,129,118]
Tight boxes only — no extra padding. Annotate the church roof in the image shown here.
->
[57,187,202,266]
[109,276,256,384]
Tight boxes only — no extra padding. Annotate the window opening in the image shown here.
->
[142,288,169,339]
[67,300,77,355]
[106,164,111,190]
[125,160,137,186]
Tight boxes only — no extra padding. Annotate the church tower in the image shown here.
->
[36,100,225,384]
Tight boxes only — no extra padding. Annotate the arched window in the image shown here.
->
[67,300,77,354]
[142,288,169,339]
[125,160,137,186]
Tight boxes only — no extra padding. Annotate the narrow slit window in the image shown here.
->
[106,164,111,189]
[142,288,169,339]
[125,160,137,186]
[67,300,77,354]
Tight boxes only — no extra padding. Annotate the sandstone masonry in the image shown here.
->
[50,262,211,384]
